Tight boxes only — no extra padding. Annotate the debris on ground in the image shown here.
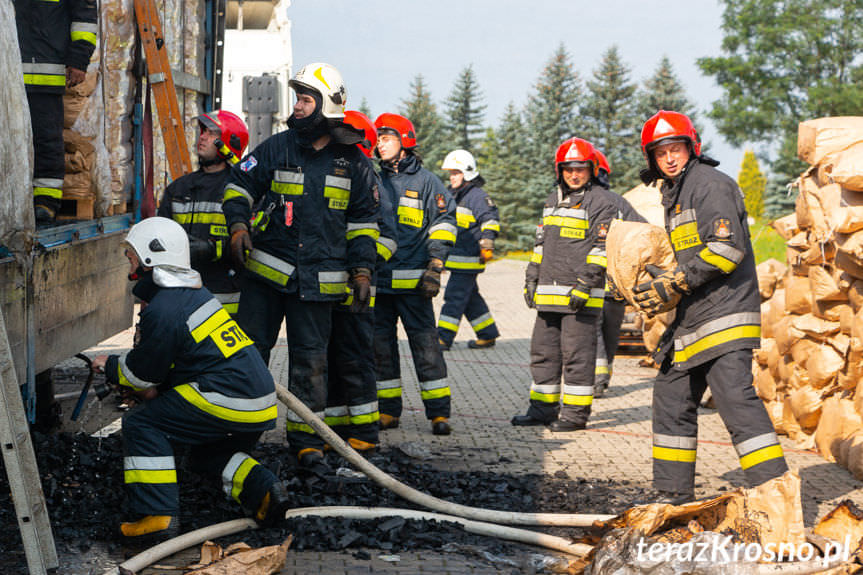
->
[184,537,291,575]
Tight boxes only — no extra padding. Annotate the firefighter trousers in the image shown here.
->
[325,308,380,445]
[652,349,788,494]
[526,311,598,425]
[374,293,450,420]
[595,298,626,391]
[27,91,64,214]
[437,271,499,347]
[122,389,276,517]
[237,277,332,453]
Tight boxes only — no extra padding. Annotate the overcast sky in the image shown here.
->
[287,0,746,178]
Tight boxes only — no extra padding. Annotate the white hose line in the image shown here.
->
[275,382,614,527]
[102,518,258,575]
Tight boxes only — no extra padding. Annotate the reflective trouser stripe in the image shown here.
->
[419,378,450,401]
[124,456,177,484]
[595,358,609,375]
[286,409,325,434]
[529,382,560,404]
[652,433,698,462]
[735,432,785,470]
[562,384,593,406]
[324,406,351,427]
[376,378,402,399]
[349,401,380,425]
[652,446,698,463]
[470,313,495,332]
[34,186,63,199]
[174,383,278,424]
[438,314,459,332]
[221,452,258,502]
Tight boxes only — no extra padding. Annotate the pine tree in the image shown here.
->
[358,97,372,120]
[738,150,766,219]
[520,44,582,241]
[481,103,533,250]
[443,64,487,154]
[399,75,446,173]
[763,134,800,219]
[579,46,641,191]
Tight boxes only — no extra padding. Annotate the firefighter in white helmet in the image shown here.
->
[437,149,501,350]
[222,63,380,472]
[91,217,288,543]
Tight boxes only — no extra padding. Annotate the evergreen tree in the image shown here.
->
[443,64,487,154]
[579,45,642,191]
[357,97,372,120]
[698,0,863,183]
[520,44,582,242]
[738,150,766,219]
[638,56,700,122]
[481,103,533,251]
[763,135,800,219]
[399,75,446,173]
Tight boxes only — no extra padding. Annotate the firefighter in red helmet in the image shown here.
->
[633,110,787,504]
[158,110,250,315]
[512,137,622,432]
[372,112,457,436]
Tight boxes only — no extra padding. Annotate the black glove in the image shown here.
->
[189,236,217,265]
[349,268,372,312]
[607,276,625,302]
[419,259,443,298]
[230,227,253,270]
[568,279,592,312]
[633,265,689,317]
[524,281,537,309]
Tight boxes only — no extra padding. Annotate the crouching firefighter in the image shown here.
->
[91,217,289,543]
[437,149,501,351]
[633,110,788,505]
[512,137,620,432]
[373,113,457,436]
[158,110,249,315]
[323,110,396,451]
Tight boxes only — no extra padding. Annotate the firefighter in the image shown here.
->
[437,149,501,351]
[511,137,620,432]
[91,217,289,542]
[373,113,457,436]
[158,110,249,315]
[323,110,397,451]
[633,110,788,504]
[590,149,647,398]
[222,63,380,471]
[14,0,97,223]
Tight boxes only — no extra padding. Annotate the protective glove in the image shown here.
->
[189,236,217,266]
[568,279,592,312]
[419,258,444,298]
[349,268,372,312]
[230,226,253,270]
[633,265,689,318]
[523,281,537,309]
[479,238,494,263]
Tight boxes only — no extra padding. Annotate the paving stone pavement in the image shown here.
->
[77,258,863,574]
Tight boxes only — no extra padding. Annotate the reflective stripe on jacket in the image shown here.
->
[222,130,379,300]
[15,0,98,94]
[445,179,500,274]
[525,182,621,315]
[376,154,456,293]
[104,280,276,429]
[158,169,239,300]
[660,159,761,369]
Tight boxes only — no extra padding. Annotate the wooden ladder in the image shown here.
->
[134,0,193,181]
[0,307,57,573]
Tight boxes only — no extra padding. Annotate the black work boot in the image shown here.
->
[255,481,292,526]
[548,418,586,432]
[34,204,56,225]
[431,416,451,435]
[636,490,696,506]
[297,448,332,477]
[511,413,552,426]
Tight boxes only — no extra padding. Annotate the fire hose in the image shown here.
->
[101,383,853,574]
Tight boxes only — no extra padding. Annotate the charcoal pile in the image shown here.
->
[0,432,653,571]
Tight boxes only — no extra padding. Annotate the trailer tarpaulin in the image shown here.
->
[0,1,35,256]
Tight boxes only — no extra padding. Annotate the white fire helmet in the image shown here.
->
[288,62,347,119]
[125,217,191,270]
[441,149,479,181]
